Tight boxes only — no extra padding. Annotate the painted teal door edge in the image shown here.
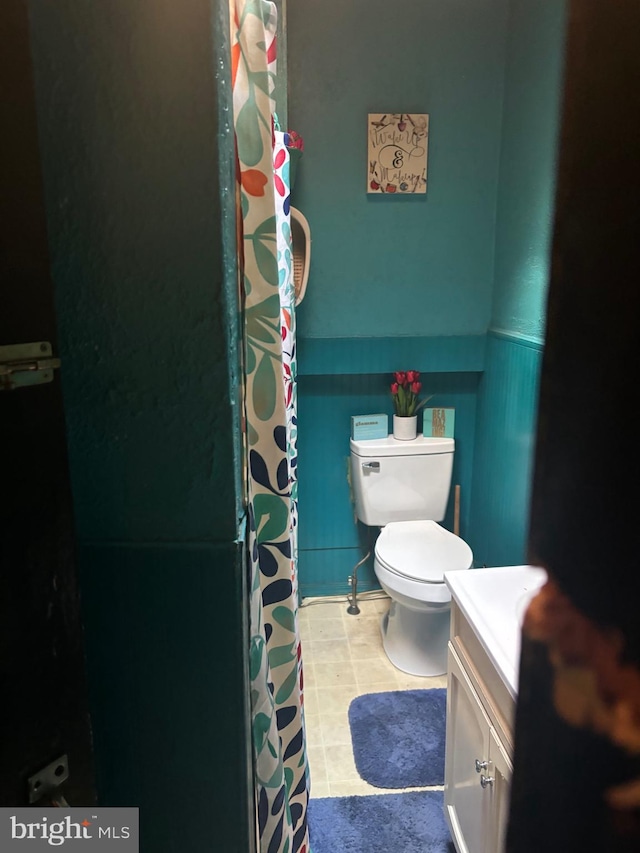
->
[297,335,486,375]
[212,9,254,849]
[236,531,257,853]
[79,541,256,853]
[213,0,245,526]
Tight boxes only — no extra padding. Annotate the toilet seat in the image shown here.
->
[375,520,473,583]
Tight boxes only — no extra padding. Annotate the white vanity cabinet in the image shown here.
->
[443,566,547,853]
[445,646,512,853]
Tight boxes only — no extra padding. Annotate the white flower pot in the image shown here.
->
[393,415,418,441]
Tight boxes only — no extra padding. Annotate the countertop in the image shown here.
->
[444,565,547,699]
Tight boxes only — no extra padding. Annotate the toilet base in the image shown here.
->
[380,600,450,677]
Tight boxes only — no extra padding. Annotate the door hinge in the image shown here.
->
[27,754,70,805]
[0,342,61,391]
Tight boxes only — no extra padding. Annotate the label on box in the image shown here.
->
[422,407,455,438]
[351,413,389,440]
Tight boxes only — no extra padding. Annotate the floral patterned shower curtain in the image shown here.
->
[231,2,309,852]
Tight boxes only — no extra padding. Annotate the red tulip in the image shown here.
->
[411,381,422,394]
[394,371,406,385]
[406,370,420,383]
[390,382,399,395]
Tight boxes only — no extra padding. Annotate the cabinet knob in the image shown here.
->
[475,759,488,773]
[480,774,495,789]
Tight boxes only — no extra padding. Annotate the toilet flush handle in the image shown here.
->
[362,461,380,471]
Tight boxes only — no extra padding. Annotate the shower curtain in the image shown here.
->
[231,2,309,852]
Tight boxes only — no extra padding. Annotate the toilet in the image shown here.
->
[350,433,473,676]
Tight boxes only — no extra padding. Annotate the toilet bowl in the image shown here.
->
[350,434,473,677]
[374,520,473,676]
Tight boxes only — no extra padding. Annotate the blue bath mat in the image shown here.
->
[308,790,453,853]
[348,688,447,788]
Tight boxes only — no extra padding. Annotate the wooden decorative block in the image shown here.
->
[422,407,455,438]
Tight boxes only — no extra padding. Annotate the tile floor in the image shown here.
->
[299,593,447,799]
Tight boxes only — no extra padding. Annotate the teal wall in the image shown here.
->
[289,0,510,595]
[469,0,567,568]
[290,0,567,591]
[28,2,253,851]
[296,338,487,596]
[468,331,543,567]
[289,0,509,339]
[297,368,481,597]
[491,0,567,338]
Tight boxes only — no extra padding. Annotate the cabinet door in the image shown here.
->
[488,728,513,853]
[445,644,492,853]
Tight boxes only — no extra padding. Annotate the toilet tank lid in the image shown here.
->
[350,435,454,457]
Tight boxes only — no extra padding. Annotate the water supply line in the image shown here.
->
[347,548,371,615]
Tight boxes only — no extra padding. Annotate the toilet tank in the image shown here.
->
[350,435,454,526]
